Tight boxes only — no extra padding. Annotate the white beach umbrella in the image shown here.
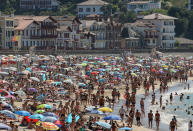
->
[30,77,40,82]
[0,72,9,75]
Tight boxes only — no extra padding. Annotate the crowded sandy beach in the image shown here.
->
[0,53,192,131]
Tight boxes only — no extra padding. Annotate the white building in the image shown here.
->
[14,16,57,49]
[77,0,108,18]
[188,0,193,10]
[130,21,159,48]
[127,0,161,13]
[140,13,177,49]
[54,16,82,50]
[82,20,106,49]
[0,13,14,49]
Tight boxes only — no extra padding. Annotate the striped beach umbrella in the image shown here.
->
[42,122,59,130]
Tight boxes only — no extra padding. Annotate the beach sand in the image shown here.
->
[13,72,192,131]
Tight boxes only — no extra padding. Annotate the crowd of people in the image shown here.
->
[0,54,191,131]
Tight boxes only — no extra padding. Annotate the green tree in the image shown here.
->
[119,11,136,23]
[121,28,129,38]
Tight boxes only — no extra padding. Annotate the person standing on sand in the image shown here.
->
[148,110,153,128]
[135,109,141,126]
[170,119,177,131]
[119,106,126,122]
[155,111,160,130]
[140,98,145,117]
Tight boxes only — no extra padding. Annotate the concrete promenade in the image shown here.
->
[0,48,192,55]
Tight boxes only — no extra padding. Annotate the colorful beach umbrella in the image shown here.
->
[120,127,132,130]
[15,110,31,116]
[37,104,52,109]
[54,120,63,127]
[0,110,16,119]
[41,116,58,123]
[34,110,45,114]
[29,114,45,119]
[41,122,59,131]
[98,107,113,113]
[42,112,59,119]
[103,115,121,120]
[96,121,111,129]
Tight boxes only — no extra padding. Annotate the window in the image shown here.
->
[10,21,13,27]
[26,30,28,36]
[153,40,155,43]
[86,8,91,12]
[79,8,83,12]
[6,21,9,27]
[93,8,95,12]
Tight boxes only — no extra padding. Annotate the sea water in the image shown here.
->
[144,81,193,131]
[112,81,193,131]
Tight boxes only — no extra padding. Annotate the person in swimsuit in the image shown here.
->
[170,119,177,131]
[135,109,141,126]
[155,110,160,130]
[148,110,153,128]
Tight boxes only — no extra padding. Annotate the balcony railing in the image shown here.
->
[145,35,158,38]
[30,35,41,39]
[41,35,57,38]
[41,24,57,29]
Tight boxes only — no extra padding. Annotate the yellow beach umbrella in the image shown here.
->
[162,65,168,68]
[98,107,113,113]
[81,63,87,66]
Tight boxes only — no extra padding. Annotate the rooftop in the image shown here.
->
[143,13,177,20]
[128,1,150,4]
[14,16,56,30]
[175,37,193,44]
[77,0,108,6]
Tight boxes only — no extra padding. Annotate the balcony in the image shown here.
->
[41,35,57,38]
[41,23,57,29]
[145,35,158,38]
[74,38,79,41]
[30,35,41,39]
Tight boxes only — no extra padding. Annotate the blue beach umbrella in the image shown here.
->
[96,121,111,129]
[29,114,45,119]
[65,113,80,123]
[0,110,17,119]
[99,68,106,72]
[15,110,31,116]
[103,115,121,120]
[43,112,59,119]
[26,67,32,72]
[120,127,132,130]
[41,116,58,123]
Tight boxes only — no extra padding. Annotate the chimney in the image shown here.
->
[155,13,159,19]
